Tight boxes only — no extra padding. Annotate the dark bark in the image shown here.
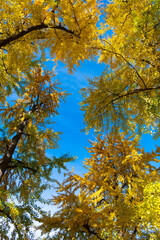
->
[0,102,49,182]
[0,23,76,49]
[83,223,106,240]
[7,160,38,173]
[0,118,29,182]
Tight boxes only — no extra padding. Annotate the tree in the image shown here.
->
[0,67,73,239]
[0,0,100,238]
[81,0,160,136]
[39,134,160,239]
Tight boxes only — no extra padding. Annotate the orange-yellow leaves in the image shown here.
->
[81,0,160,136]
[44,134,160,238]
[0,0,100,84]
[2,67,65,134]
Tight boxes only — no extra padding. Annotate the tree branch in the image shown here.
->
[7,160,38,173]
[116,52,148,88]
[94,44,147,88]
[0,209,23,238]
[0,23,77,48]
[0,118,29,181]
[99,86,160,110]
[83,223,106,240]
[0,102,41,181]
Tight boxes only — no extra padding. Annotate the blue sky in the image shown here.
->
[47,59,106,174]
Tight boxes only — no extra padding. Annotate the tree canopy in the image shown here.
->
[0,0,160,239]
[0,0,99,99]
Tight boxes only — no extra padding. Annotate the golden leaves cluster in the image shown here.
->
[0,0,100,95]
[40,134,160,239]
[81,0,160,136]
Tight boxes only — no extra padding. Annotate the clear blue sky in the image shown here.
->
[50,59,106,174]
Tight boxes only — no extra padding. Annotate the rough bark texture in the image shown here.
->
[0,118,28,182]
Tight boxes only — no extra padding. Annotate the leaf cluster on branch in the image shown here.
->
[81,0,160,136]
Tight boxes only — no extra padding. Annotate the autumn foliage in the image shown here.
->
[40,134,160,239]
[82,0,160,136]
[0,0,160,239]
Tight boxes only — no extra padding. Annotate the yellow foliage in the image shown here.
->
[40,134,160,239]
[0,0,100,95]
[81,0,160,136]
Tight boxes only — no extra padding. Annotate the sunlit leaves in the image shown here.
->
[138,181,160,233]
[0,0,100,99]
[81,0,160,136]
[39,134,160,239]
